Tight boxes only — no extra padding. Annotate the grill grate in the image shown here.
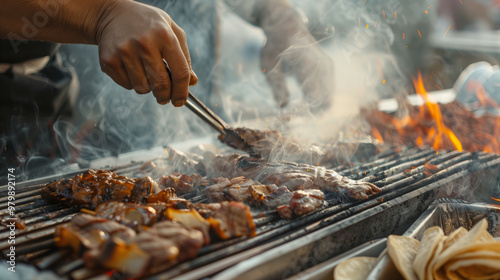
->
[1,146,499,279]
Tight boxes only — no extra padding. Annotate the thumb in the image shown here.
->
[261,54,290,108]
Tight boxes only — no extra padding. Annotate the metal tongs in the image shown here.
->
[184,93,257,156]
[163,61,257,156]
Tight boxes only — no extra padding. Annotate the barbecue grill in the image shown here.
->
[1,143,499,279]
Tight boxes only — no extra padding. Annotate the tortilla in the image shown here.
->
[333,256,378,280]
[412,226,445,280]
[429,227,468,280]
[445,258,500,279]
[432,219,490,271]
[387,235,420,280]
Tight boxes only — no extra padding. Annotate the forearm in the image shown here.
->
[0,0,119,44]
[223,0,304,34]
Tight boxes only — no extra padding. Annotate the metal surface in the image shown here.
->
[212,157,500,280]
[1,147,499,279]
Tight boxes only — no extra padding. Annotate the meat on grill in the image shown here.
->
[289,189,324,216]
[40,169,159,209]
[205,176,277,204]
[54,214,136,254]
[206,154,381,200]
[56,214,204,278]
[195,201,256,239]
[95,201,158,228]
[85,220,204,277]
[158,173,207,194]
[261,186,294,209]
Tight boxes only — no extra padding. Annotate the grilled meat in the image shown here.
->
[54,214,136,254]
[40,169,159,209]
[195,201,256,239]
[95,201,158,228]
[277,205,293,219]
[261,186,294,209]
[85,220,204,277]
[205,176,270,203]
[206,154,381,200]
[146,187,177,204]
[158,173,206,194]
[289,189,324,216]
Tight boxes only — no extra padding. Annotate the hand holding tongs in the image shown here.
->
[163,61,256,156]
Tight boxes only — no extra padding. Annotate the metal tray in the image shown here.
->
[284,199,500,280]
[211,162,500,280]
[367,200,500,279]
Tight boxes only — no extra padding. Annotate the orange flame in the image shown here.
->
[491,197,500,202]
[371,127,384,144]
[413,72,463,152]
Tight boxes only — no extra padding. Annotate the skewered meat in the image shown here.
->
[277,205,293,219]
[85,220,204,277]
[158,173,206,194]
[146,187,176,204]
[205,176,271,203]
[40,169,159,209]
[206,154,381,200]
[261,186,294,209]
[95,201,158,228]
[289,189,324,216]
[195,201,256,239]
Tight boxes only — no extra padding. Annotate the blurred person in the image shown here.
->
[0,0,333,181]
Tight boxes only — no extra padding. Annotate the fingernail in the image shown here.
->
[158,100,170,105]
[173,99,185,107]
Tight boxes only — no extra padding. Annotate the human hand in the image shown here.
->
[260,7,334,110]
[95,0,197,106]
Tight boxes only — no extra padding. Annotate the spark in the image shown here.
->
[395,11,397,19]
[381,198,384,202]
[363,0,367,4]
[215,104,218,107]
[383,10,385,18]
[403,33,405,40]
[435,84,442,90]
[418,29,422,38]
[345,134,348,138]
[458,0,462,3]
[305,59,308,65]
[443,24,452,38]
[427,4,433,9]
[425,10,428,14]
[492,197,500,202]
[263,68,266,73]
[366,24,369,29]
[383,79,386,84]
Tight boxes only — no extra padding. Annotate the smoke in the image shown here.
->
[0,0,436,184]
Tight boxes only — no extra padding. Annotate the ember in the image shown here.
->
[364,73,500,153]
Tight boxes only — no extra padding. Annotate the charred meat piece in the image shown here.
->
[205,176,275,204]
[54,214,136,254]
[95,201,158,228]
[146,188,176,204]
[148,220,204,261]
[289,189,324,216]
[196,201,256,239]
[85,220,204,277]
[261,186,293,209]
[277,205,293,219]
[207,154,381,200]
[158,173,206,194]
[40,169,159,209]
